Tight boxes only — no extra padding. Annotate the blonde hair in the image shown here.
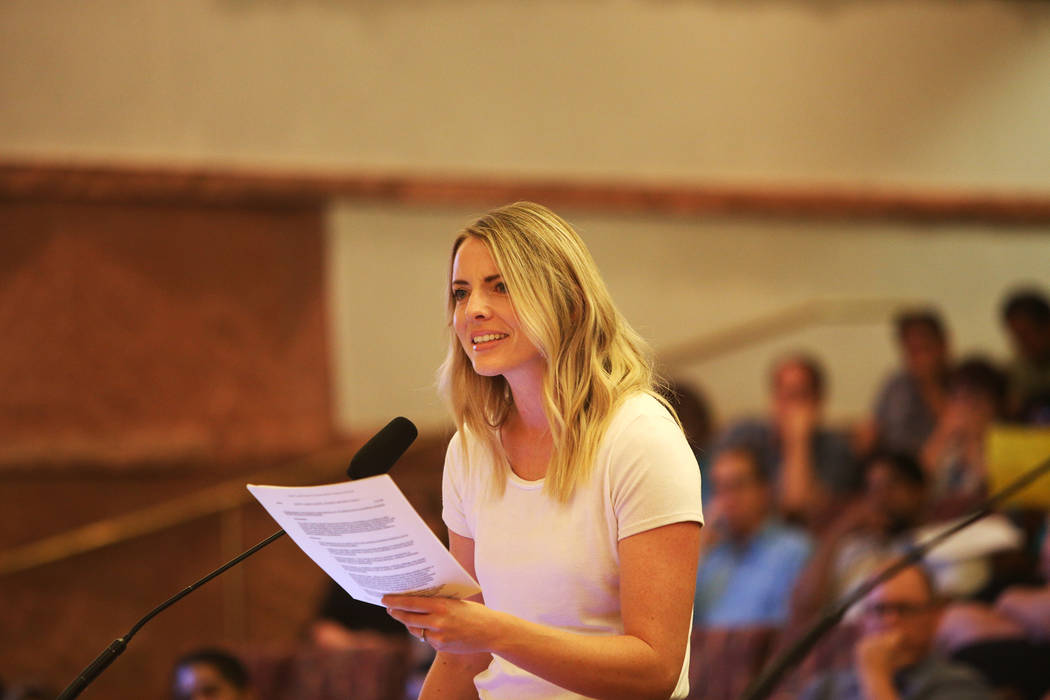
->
[436,202,674,502]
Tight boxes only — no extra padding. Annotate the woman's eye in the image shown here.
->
[494,281,508,294]
[452,288,468,302]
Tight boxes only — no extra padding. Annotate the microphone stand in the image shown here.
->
[56,529,286,700]
[740,453,1050,700]
[55,415,418,699]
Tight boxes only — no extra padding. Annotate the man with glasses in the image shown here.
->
[801,562,991,700]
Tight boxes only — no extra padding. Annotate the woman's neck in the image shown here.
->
[503,363,549,433]
[501,366,552,481]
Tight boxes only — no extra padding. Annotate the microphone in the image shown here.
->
[349,416,418,479]
[56,417,418,700]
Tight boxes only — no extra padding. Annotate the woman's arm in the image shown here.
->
[416,532,491,699]
[386,521,701,700]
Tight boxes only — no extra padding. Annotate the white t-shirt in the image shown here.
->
[442,392,704,700]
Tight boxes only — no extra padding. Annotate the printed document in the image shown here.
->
[248,475,480,606]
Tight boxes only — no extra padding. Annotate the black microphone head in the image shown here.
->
[347,416,418,480]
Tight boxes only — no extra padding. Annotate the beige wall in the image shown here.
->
[328,203,1050,432]
[4,0,1048,432]
[3,0,1050,190]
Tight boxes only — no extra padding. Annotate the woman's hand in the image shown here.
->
[383,594,501,654]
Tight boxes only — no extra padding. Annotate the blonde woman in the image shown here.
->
[384,202,703,700]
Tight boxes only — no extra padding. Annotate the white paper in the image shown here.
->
[247,475,480,606]
[914,513,1023,562]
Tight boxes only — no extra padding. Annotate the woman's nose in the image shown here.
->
[466,291,491,318]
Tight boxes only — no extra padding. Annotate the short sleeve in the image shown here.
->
[441,432,475,539]
[607,397,704,541]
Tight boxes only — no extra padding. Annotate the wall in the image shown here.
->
[2,1,1049,695]
[4,0,1049,432]
[327,202,1050,431]
[1,0,1049,191]
[0,200,333,466]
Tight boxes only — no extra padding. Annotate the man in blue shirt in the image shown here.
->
[694,445,812,627]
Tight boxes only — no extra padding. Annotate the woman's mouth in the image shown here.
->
[472,332,508,346]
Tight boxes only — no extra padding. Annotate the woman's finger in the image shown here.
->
[382,594,440,612]
[386,607,432,628]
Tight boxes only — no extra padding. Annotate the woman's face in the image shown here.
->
[451,237,544,384]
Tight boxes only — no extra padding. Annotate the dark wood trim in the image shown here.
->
[2,158,1050,224]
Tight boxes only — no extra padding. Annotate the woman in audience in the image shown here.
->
[866,309,951,459]
[920,357,1007,507]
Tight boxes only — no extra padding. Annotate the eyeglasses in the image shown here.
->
[863,601,933,618]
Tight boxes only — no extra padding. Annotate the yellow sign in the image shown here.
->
[986,425,1050,508]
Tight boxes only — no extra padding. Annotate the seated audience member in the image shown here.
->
[800,562,992,700]
[937,519,1050,700]
[867,310,951,459]
[1000,288,1050,420]
[792,449,1023,626]
[171,648,255,700]
[661,378,716,505]
[693,446,812,627]
[714,352,858,527]
[920,357,1007,505]
[791,452,930,624]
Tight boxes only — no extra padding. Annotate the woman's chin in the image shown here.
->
[470,360,503,377]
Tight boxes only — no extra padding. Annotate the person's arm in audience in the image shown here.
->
[852,418,878,461]
[855,630,904,700]
[858,376,896,457]
[786,502,867,625]
[935,601,1026,652]
[995,586,1050,642]
[920,400,968,479]
[857,630,993,700]
[778,402,831,523]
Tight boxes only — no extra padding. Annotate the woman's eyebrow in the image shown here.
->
[451,274,502,285]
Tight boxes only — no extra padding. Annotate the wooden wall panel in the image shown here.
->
[4,159,1050,224]
[0,199,332,468]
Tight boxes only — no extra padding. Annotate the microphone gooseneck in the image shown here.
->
[56,417,418,700]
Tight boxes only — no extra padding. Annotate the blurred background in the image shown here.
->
[2,0,1050,698]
